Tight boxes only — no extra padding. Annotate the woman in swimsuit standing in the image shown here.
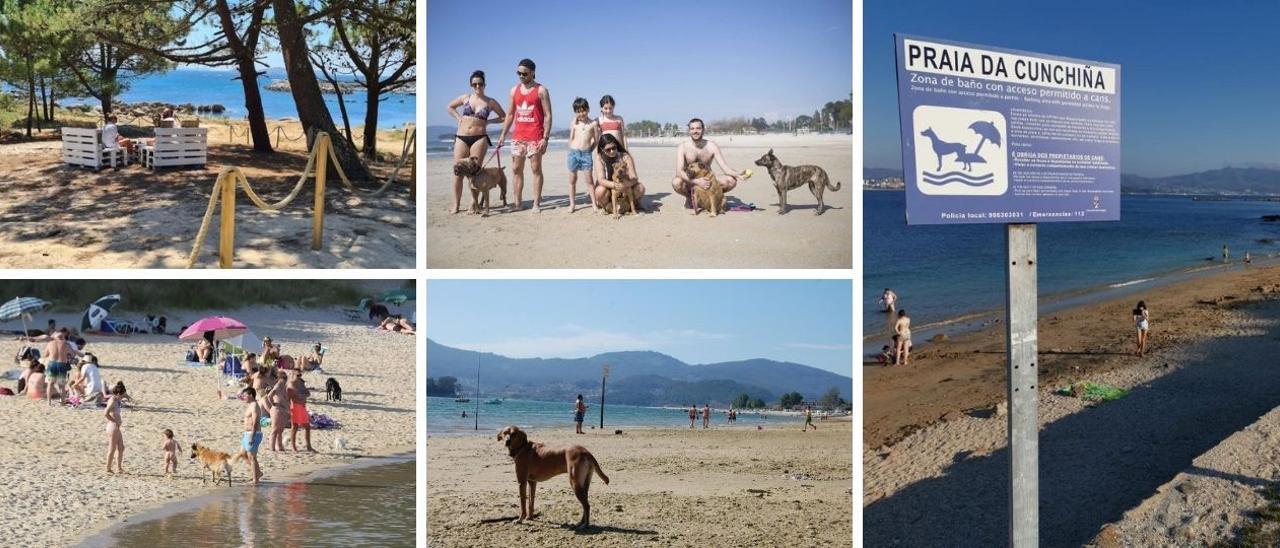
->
[446,70,507,213]
[894,310,912,366]
[1133,301,1149,357]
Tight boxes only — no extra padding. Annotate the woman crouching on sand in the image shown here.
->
[592,134,645,212]
[1133,301,1150,356]
[446,70,506,214]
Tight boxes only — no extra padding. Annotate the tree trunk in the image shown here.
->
[272,0,371,182]
[25,73,35,137]
[38,76,49,121]
[235,57,273,153]
[362,81,380,160]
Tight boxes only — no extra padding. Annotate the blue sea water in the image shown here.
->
[61,68,416,127]
[426,396,802,435]
[863,191,1280,338]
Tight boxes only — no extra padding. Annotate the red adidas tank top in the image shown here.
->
[512,84,545,141]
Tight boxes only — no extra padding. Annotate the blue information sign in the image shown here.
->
[895,35,1121,225]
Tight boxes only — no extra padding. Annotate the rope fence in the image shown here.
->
[186,127,415,268]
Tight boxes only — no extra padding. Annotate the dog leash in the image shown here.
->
[483,143,504,170]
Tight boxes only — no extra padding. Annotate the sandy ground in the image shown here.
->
[0,119,414,269]
[0,306,416,546]
[427,420,853,547]
[426,133,852,268]
[863,262,1280,546]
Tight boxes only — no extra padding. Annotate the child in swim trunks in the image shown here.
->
[567,97,598,212]
[162,428,178,476]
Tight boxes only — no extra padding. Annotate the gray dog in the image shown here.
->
[753,149,841,215]
[453,156,508,216]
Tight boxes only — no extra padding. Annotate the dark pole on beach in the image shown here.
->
[1006,223,1038,547]
[474,353,480,431]
[600,364,609,429]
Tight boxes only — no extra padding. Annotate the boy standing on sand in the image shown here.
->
[574,394,587,434]
[240,387,264,485]
[567,98,598,212]
[287,369,315,452]
[162,428,179,477]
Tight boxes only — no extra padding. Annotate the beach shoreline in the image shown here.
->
[77,449,415,546]
[0,306,416,546]
[865,260,1280,450]
[427,421,852,546]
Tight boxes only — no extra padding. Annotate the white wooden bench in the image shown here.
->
[61,127,126,170]
[142,127,207,170]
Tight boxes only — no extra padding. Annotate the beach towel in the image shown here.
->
[1056,381,1129,402]
[729,203,759,212]
[2,368,20,380]
[309,413,340,429]
[0,387,13,396]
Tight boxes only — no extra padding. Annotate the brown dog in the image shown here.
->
[452,156,508,216]
[190,443,237,486]
[607,158,638,219]
[687,161,725,216]
[497,426,610,530]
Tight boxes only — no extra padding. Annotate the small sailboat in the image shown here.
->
[483,398,503,405]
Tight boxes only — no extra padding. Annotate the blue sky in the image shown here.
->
[865,1,1280,177]
[427,0,852,129]
[427,280,853,377]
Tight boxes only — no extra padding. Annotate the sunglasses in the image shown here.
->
[603,146,617,153]
[516,71,531,77]
[470,81,485,87]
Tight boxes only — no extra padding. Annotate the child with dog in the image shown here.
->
[162,428,179,477]
[566,98,599,212]
[287,369,316,452]
[104,383,127,474]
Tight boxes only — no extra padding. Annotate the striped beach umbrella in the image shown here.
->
[0,296,53,337]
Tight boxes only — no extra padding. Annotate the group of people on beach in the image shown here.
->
[877,289,912,366]
[447,58,750,214]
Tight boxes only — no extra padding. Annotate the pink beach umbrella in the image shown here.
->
[178,316,248,341]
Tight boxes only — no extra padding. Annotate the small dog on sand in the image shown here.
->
[497,426,610,530]
[753,149,841,215]
[190,443,236,486]
[686,161,725,217]
[325,377,342,401]
[453,156,508,216]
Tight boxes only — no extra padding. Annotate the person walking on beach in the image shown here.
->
[496,58,552,212]
[574,394,587,434]
[162,428,179,477]
[879,289,898,313]
[894,310,912,366]
[566,98,598,212]
[688,405,697,428]
[287,369,315,452]
[240,387,264,485]
[671,118,748,211]
[447,69,506,214]
[104,383,126,474]
[43,330,77,406]
[1133,301,1150,357]
[802,406,817,431]
[702,404,711,429]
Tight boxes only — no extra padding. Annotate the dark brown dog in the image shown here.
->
[686,161,725,216]
[453,156,508,216]
[753,148,841,215]
[607,158,638,219]
[497,426,610,530]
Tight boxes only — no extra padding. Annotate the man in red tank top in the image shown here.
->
[497,58,553,212]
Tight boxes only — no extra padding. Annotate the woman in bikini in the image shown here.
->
[591,134,646,212]
[446,70,507,213]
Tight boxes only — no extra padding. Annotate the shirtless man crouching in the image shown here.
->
[671,118,748,213]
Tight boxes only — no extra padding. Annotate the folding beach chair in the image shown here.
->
[222,355,246,379]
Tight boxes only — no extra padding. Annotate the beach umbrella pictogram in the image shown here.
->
[969,121,1003,155]
[0,296,53,337]
[178,316,248,341]
[81,294,122,332]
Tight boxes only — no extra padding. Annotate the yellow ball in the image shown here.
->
[743,169,754,179]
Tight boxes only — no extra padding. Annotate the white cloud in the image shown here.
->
[452,325,732,359]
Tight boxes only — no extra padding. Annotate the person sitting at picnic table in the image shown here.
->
[102,114,139,156]
[161,107,174,122]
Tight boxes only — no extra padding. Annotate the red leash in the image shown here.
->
[484,143,504,169]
